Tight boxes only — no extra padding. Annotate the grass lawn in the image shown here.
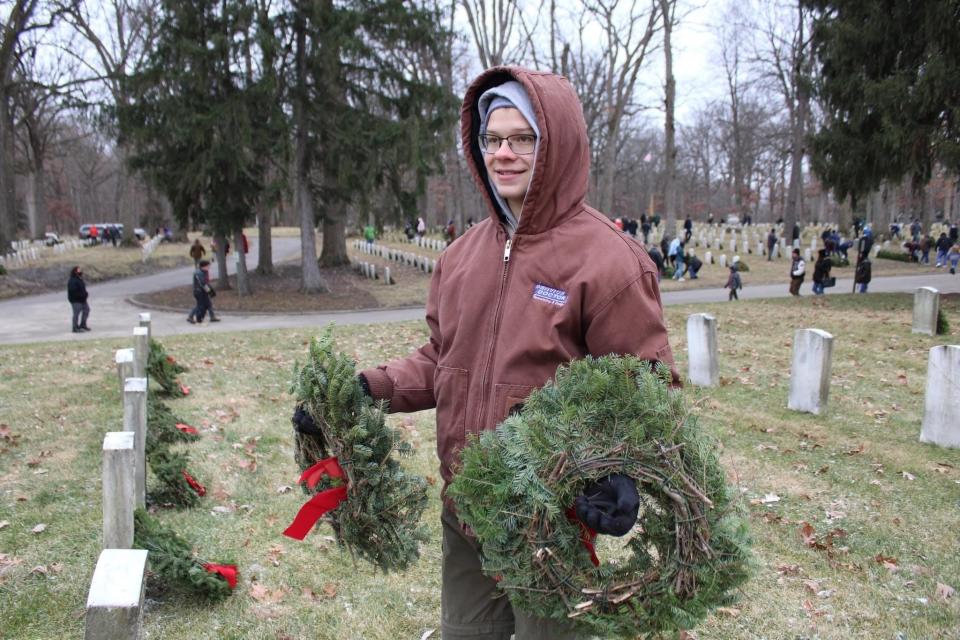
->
[1,294,958,639]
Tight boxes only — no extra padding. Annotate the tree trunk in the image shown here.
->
[233,228,251,296]
[256,209,273,275]
[213,231,231,289]
[598,124,618,213]
[661,0,677,234]
[320,216,349,267]
[113,144,139,247]
[294,4,326,293]
[0,85,16,251]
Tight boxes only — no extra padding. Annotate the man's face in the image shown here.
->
[483,108,535,213]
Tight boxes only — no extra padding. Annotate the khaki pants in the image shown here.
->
[441,508,584,640]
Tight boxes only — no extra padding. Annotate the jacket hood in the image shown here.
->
[461,67,590,236]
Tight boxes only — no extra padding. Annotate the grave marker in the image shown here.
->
[920,345,960,448]
[788,328,834,415]
[115,349,134,396]
[102,432,136,549]
[686,314,719,387]
[911,287,940,336]
[123,378,148,508]
[132,328,149,379]
[85,549,148,640]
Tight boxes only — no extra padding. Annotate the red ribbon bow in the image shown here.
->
[178,383,191,396]
[202,563,238,589]
[565,507,600,567]
[182,470,207,497]
[283,457,349,541]
[175,422,199,435]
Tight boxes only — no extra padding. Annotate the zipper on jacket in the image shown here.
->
[476,235,514,430]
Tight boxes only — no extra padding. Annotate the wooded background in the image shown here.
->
[2,0,958,291]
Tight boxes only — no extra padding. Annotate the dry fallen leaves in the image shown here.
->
[715,607,740,618]
[874,554,899,572]
[936,583,955,600]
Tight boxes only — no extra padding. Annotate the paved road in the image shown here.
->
[1,236,958,346]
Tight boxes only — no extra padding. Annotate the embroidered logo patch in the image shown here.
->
[532,283,568,307]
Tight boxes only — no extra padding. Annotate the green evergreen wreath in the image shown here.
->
[148,339,188,397]
[288,328,429,572]
[447,356,751,638]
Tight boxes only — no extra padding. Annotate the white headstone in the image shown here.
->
[85,549,148,640]
[132,328,149,379]
[686,314,719,387]
[719,254,727,268]
[102,432,136,549]
[788,328,834,415]
[729,239,737,253]
[704,251,712,264]
[920,345,960,448]
[912,287,940,336]
[137,313,151,340]
[804,248,812,263]
[123,378,148,509]
[757,242,765,256]
[384,267,392,285]
[115,349,135,396]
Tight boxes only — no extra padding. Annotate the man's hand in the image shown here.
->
[292,405,322,436]
[573,473,640,537]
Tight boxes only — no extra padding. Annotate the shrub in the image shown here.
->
[937,308,950,335]
[0,263,6,276]
[663,265,675,278]
[735,261,750,272]
[876,249,912,262]
[829,255,850,267]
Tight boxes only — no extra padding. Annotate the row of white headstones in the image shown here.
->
[351,239,437,283]
[84,314,154,640]
[686,287,958,447]
[0,238,86,267]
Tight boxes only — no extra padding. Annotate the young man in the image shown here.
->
[189,239,206,267]
[351,68,676,640]
[789,248,806,296]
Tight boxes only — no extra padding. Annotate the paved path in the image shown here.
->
[1,237,958,346]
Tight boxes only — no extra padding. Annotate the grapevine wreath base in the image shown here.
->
[284,328,429,573]
[448,356,751,639]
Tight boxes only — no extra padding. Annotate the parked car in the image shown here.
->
[79,223,146,240]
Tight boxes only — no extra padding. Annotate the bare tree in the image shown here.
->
[659,0,676,234]
[459,0,525,67]
[574,0,660,213]
[60,0,159,246]
[752,0,813,235]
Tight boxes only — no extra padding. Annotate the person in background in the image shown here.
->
[68,266,90,333]
[445,219,457,244]
[187,260,220,324]
[855,256,872,293]
[672,243,687,281]
[363,223,376,246]
[919,233,932,264]
[767,228,777,261]
[687,252,702,280]
[641,217,652,244]
[647,244,664,281]
[812,249,832,296]
[789,248,805,296]
[416,216,426,238]
[725,264,742,300]
[683,215,693,242]
[190,238,206,267]
[935,232,952,267]
[241,232,250,254]
[948,243,960,275]
[89,224,98,246]
[949,220,958,244]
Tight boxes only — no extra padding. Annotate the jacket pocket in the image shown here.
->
[435,366,469,471]
[493,383,536,424]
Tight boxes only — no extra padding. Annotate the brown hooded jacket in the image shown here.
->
[361,67,677,488]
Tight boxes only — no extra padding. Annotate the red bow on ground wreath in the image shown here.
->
[202,563,238,589]
[175,422,199,435]
[282,457,349,541]
[182,470,207,497]
[178,383,191,396]
[565,506,600,567]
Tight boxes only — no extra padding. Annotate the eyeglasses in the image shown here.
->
[478,133,537,155]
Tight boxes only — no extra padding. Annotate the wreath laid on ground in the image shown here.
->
[447,356,751,639]
[284,328,429,572]
[146,395,204,508]
[134,509,235,600]
[148,339,190,397]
